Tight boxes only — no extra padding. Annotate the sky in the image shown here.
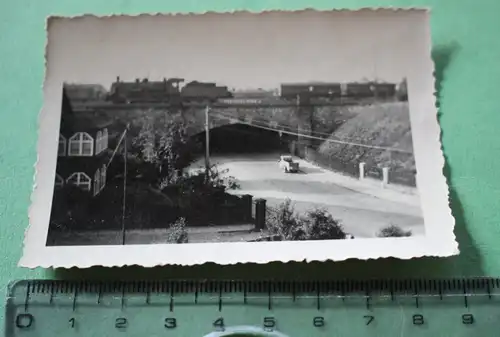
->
[46,10,429,91]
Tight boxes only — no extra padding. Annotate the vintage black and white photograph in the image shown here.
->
[21,9,457,267]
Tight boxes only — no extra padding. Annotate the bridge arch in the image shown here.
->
[191,122,291,155]
[178,103,314,158]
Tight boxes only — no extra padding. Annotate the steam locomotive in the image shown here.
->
[107,77,233,104]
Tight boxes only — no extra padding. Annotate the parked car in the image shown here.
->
[278,155,299,173]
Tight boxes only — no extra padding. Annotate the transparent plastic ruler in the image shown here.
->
[5,278,500,337]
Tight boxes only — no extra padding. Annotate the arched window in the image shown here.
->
[93,169,101,196]
[66,172,92,191]
[102,128,109,150]
[68,132,94,156]
[55,174,64,189]
[58,134,66,156]
[100,164,107,191]
[96,130,103,154]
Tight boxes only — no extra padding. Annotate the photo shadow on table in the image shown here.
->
[53,42,484,281]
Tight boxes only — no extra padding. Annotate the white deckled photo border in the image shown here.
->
[20,8,458,268]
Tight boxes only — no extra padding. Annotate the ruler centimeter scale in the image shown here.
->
[5,278,500,337]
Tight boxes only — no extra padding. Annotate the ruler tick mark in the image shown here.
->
[72,288,78,312]
[365,288,371,310]
[49,284,54,305]
[463,283,469,308]
[268,287,272,311]
[414,286,419,308]
[121,288,125,310]
[218,289,222,312]
[169,288,174,312]
[24,283,30,312]
[316,287,320,310]
[97,286,102,304]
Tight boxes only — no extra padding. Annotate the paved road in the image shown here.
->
[189,153,425,238]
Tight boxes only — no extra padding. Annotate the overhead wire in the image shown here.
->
[208,110,412,154]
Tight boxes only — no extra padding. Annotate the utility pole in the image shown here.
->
[121,127,128,246]
[204,105,210,176]
[104,125,129,246]
[296,94,301,155]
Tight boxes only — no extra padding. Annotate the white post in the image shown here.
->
[359,162,365,180]
[205,106,210,174]
[382,167,389,188]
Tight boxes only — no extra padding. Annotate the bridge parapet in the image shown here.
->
[183,103,300,137]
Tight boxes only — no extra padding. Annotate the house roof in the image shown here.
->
[64,83,108,101]
[71,111,114,130]
[60,88,113,132]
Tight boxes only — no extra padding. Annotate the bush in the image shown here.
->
[376,224,412,238]
[167,217,188,243]
[304,208,346,240]
[266,199,307,241]
[206,164,240,190]
[266,199,346,241]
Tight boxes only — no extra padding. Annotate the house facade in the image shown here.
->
[56,87,111,197]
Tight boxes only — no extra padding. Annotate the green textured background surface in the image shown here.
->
[1,0,500,333]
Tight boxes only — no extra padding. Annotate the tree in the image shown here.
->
[131,112,200,189]
[304,208,346,240]
[376,224,412,238]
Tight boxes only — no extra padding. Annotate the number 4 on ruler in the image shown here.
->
[213,317,225,331]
